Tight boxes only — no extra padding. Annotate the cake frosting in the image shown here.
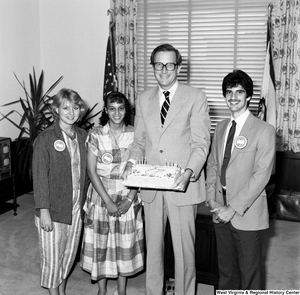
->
[123,164,182,190]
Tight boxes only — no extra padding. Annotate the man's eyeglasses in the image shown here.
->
[152,62,177,71]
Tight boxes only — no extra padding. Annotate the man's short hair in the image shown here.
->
[150,43,182,66]
[222,69,253,98]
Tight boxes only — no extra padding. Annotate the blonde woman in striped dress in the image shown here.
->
[33,89,87,295]
[81,92,144,295]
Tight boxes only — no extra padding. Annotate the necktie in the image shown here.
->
[220,120,236,187]
[161,91,170,126]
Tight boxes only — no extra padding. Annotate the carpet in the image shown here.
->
[0,193,299,294]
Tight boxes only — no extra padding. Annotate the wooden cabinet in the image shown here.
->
[164,202,219,292]
[0,137,18,215]
[194,204,219,289]
[275,151,300,192]
[0,176,18,215]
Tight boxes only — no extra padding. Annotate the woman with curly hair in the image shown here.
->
[81,91,144,295]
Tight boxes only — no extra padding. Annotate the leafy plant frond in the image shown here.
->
[43,75,63,98]
[76,103,101,132]
[19,111,29,130]
[0,111,25,132]
[0,110,23,120]
[13,72,31,102]
[1,99,24,107]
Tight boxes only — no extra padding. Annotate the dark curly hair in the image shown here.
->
[99,91,132,126]
[222,69,253,98]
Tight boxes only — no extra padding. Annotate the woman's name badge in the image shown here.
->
[54,140,65,151]
[102,152,113,164]
[234,136,247,149]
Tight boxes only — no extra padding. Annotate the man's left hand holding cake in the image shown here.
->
[172,166,194,191]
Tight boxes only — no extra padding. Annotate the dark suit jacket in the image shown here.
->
[32,120,87,225]
[206,112,276,230]
[130,82,211,206]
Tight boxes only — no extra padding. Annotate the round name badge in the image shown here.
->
[101,152,113,164]
[234,136,248,149]
[54,140,65,151]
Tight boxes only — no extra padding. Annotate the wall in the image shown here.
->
[0,0,109,140]
[0,0,40,140]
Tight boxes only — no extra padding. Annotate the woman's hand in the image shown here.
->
[106,199,121,217]
[40,209,53,232]
[122,161,133,180]
[117,198,132,215]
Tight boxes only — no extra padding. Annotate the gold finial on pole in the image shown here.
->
[107,9,115,29]
[268,3,273,21]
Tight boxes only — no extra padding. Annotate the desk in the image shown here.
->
[164,202,219,292]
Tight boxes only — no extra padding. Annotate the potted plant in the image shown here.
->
[1,68,63,193]
[1,68,102,195]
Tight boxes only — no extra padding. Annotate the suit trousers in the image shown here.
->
[143,190,197,295]
[214,222,263,290]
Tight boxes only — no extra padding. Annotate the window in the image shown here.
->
[136,0,270,131]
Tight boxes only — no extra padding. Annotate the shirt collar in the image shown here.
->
[231,109,250,126]
[159,81,178,102]
[103,123,127,134]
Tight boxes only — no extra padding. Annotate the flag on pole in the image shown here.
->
[103,10,117,99]
[257,18,276,128]
[103,36,117,98]
[258,10,276,176]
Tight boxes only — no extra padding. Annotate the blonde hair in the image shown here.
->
[51,88,87,120]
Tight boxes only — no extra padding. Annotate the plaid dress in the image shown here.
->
[81,124,144,280]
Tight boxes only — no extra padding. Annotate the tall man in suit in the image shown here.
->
[206,70,276,290]
[123,44,211,295]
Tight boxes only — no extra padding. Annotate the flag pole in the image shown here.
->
[107,9,117,91]
[268,3,273,21]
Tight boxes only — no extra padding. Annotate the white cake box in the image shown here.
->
[123,164,183,190]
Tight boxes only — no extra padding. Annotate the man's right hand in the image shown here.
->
[207,200,222,220]
[208,199,222,210]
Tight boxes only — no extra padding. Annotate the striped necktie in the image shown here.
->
[161,91,170,126]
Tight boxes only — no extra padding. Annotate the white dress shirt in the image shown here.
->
[159,81,178,108]
[223,109,250,157]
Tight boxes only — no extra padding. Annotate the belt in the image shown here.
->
[222,187,227,206]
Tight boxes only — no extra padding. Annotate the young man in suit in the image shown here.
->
[206,69,276,290]
[123,44,211,295]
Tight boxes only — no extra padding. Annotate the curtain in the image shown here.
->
[110,0,138,108]
[273,0,300,152]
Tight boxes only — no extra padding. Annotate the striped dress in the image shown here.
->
[80,124,144,280]
[35,131,82,288]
